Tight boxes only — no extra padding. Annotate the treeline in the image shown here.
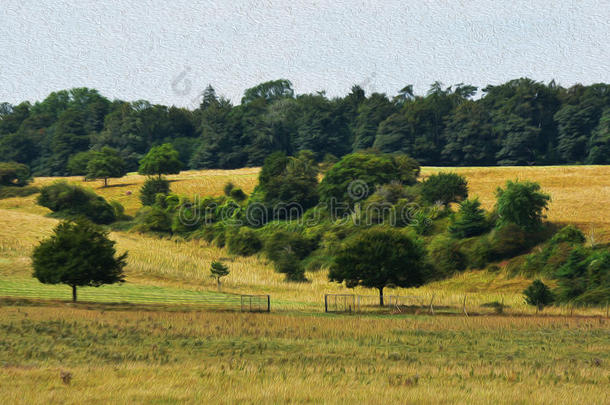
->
[1,78,609,175]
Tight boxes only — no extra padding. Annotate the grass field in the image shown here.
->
[0,165,609,403]
[0,304,608,404]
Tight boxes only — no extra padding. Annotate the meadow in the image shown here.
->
[0,165,609,403]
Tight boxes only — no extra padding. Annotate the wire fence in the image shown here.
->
[324,293,610,317]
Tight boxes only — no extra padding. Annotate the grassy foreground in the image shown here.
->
[0,303,608,404]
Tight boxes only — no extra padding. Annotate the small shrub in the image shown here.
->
[37,181,116,224]
[448,198,489,238]
[0,185,39,199]
[223,182,236,196]
[421,172,468,207]
[428,235,467,277]
[0,162,31,187]
[227,228,262,256]
[273,253,307,282]
[523,280,554,311]
[140,177,171,206]
[489,223,530,260]
[550,225,586,245]
[133,206,172,233]
[230,187,247,202]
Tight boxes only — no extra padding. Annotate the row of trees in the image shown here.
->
[2,79,609,176]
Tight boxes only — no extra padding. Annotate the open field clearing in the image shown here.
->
[0,304,608,404]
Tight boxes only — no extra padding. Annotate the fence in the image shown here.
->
[240,294,271,312]
[323,293,609,316]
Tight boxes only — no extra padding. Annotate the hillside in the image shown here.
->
[1,165,609,313]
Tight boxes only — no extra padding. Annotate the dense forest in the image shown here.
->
[1,77,609,175]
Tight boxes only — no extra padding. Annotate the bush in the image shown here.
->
[461,236,492,269]
[428,235,467,277]
[488,223,531,260]
[495,180,550,231]
[133,206,172,233]
[273,252,307,282]
[230,187,247,202]
[227,228,262,256]
[0,185,39,199]
[0,162,31,187]
[140,177,171,206]
[318,152,420,210]
[448,198,489,238]
[37,181,116,224]
[264,230,317,263]
[523,280,554,311]
[550,225,586,245]
[421,172,468,207]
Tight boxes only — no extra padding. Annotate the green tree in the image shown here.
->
[448,198,489,238]
[210,260,229,291]
[32,219,127,302]
[318,152,420,210]
[523,279,554,311]
[138,143,182,178]
[86,147,127,187]
[139,177,171,206]
[67,151,97,176]
[495,180,550,231]
[329,227,427,306]
[421,172,468,207]
[0,162,31,187]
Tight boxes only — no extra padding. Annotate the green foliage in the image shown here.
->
[210,260,230,290]
[421,172,468,206]
[138,143,182,177]
[488,223,532,260]
[139,177,171,206]
[256,150,319,218]
[318,152,420,209]
[32,219,127,302]
[1,80,609,176]
[133,206,172,233]
[0,185,39,199]
[86,147,127,186]
[550,225,586,245]
[428,235,467,277]
[263,229,318,277]
[523,280,554,310]
[448,198,489,238]
[227,228,262,256]
[0,162,31,187]
[329,227,427,305]
[37,181,117,224]
[495,180,550,231]
[67,151,97,175]
[554,248,610,304]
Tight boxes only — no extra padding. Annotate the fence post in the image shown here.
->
[324,295,328,313]
[428,294,435,315]
[463,295,468,317]
[267,295,270,312]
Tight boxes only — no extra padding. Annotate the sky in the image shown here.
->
[1,0,609,107]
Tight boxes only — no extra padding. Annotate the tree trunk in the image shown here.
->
[104,177,108,187]
[217,278,221,291]
[72,285,77,302]
[379,287,384,307]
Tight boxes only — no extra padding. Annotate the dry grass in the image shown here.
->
[421,165,610,242]
[0,305,608,404]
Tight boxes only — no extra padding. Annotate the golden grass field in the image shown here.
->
[0,165,609,403]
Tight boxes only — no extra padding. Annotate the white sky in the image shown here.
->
[1,0,609,107]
